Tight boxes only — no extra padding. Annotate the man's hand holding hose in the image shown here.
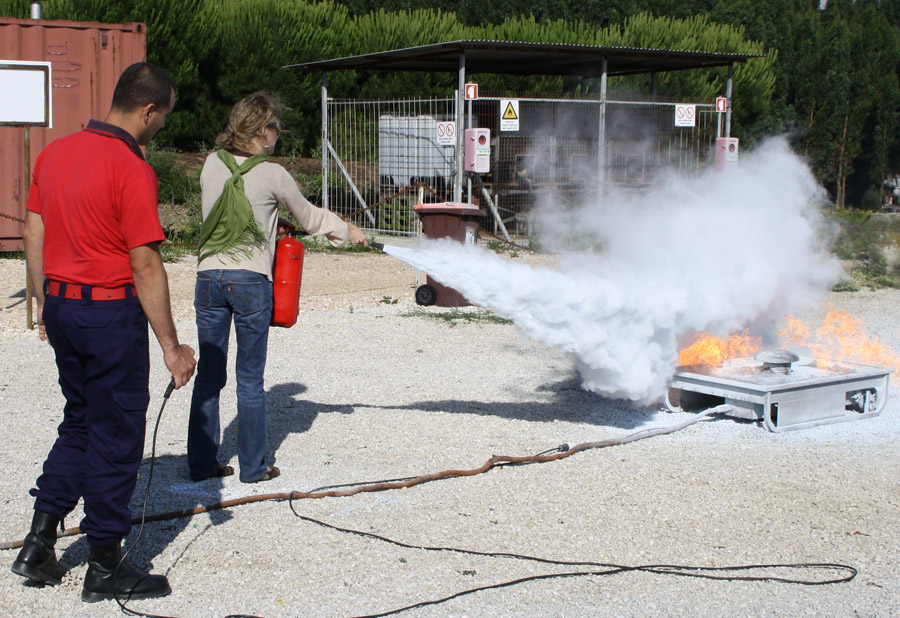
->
[163,343,197,389]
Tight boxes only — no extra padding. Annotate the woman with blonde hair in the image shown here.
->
[188,91,367,483]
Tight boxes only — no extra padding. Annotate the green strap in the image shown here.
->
[197,150,268,262]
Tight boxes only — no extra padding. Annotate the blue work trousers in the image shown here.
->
[32,282,150,547]
[188,269,272,482]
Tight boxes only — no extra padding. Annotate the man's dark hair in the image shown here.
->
[111,62,175,112]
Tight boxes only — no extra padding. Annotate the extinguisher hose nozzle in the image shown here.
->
[370,242,384,252]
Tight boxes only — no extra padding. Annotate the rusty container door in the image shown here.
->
[0,17,146,250]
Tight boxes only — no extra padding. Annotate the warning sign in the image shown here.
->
[436,121,455,146]
[500,99,519,132]
[674,103,696,128]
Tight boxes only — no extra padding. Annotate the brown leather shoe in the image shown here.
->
[190,465,234,482]
[247,466,280,483]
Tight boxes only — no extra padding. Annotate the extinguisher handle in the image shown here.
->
[287,229,309,237]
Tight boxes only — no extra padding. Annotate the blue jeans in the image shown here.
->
[189,270,273,482]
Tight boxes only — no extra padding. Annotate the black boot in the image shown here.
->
[10,510,65,585]
[81,543,171,603]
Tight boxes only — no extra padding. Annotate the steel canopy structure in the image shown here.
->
[284,39,760,77]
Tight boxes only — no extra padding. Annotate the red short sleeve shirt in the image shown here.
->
[26,120,165,287]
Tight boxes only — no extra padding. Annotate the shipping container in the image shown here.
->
[0,16,146,250]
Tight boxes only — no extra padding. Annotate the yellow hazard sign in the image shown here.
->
[500,99,519,131]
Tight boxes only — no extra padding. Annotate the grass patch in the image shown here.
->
[401,308,512,326]
[161,236,199,263]
[485,239,525,259]
[831,278,860,292]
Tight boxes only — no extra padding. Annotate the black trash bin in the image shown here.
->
[413,202,485,307]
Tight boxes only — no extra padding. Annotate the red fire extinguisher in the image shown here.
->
[270,231,305,328]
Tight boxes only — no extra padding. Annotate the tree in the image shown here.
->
[202,0,354,154]
[598,12,776,140]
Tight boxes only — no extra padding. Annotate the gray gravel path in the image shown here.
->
[0,255,898,617]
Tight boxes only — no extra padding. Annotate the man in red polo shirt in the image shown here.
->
[14,62,196,602]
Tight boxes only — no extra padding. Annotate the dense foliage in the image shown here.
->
[1,0,897,208]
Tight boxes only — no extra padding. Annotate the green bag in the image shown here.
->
[197,150,268,262]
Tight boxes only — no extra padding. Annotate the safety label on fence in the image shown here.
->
[674,103,696,127]
[436,121,456,145]
[500,99,519,132]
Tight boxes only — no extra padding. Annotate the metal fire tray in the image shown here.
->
[668,355,890,432]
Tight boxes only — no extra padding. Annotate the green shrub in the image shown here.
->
[831,278,859,292]
[829,207,869,261]
[146,147,200,205]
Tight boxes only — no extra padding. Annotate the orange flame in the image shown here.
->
[678,330,762,366]
[782,309,900,372]
[679,308,900,373]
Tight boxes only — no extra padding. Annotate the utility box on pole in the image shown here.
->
[715,137,739,172]
[464,128,490,174]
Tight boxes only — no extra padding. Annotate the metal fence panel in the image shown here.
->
[325,97,456,237]
[325,96,719,238]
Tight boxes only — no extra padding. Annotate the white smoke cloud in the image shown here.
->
[385,137,841,403]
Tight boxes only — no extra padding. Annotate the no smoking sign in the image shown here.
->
[436,121,455,145]
[674,103,696,127]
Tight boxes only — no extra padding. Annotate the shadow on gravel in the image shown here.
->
[264,382,356,461]
[111,377,663,570]
[110,380,357,570]
[384,374,661,430]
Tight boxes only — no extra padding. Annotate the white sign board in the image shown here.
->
[500,99,519,132]
[0,61,52,127]
[436,121,456,146]
[674,103,696,128]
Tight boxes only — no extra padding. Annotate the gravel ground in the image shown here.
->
[0,250,899,618]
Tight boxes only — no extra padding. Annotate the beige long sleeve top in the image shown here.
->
[198,152,349,280]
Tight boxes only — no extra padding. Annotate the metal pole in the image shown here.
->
[455,53,465,203]
[466,98,472,204]
[597,57,608,198]
[416,185,424,287]
[474,173,511,243]
[24,126,33,330]
[725,63,733,138]
[321,73,329,211]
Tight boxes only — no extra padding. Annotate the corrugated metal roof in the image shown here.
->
[285,39,762,77]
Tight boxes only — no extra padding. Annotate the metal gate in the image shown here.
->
[323,95,719,237]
